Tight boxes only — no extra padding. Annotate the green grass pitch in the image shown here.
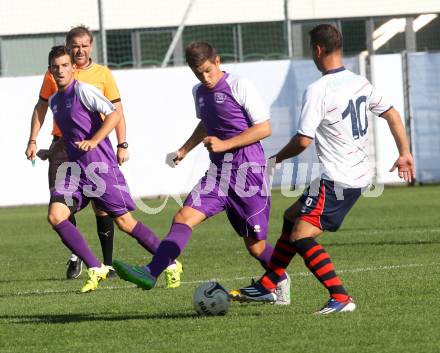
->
[1,186,439,353]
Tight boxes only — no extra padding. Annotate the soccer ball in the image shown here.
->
[193,281,230,316]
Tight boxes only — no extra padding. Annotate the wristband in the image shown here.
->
[117,142,128,149]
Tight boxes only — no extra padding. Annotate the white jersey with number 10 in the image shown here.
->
[297,67,392,188]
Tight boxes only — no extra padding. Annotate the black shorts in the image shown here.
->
[298,179,361,232]
[48,137,69,189]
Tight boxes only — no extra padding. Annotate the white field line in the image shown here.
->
[5,261,440,297]
[345,228,440,235]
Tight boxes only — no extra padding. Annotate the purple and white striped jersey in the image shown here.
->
[192,72,270,168]
[48,80,117,168]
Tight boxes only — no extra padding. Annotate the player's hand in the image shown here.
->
[389,153,416,183]
[36,149,50,161]
[75,140,98,152]
[269,154,283,164]
[203,136,230,153]
[25,142,37,161]
[166,149,186,168]
[265,156,278,179]
[117,147,129,165]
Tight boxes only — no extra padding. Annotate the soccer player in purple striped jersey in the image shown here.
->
[46,46,182,293]
[237,24,415,314]
[113,42,290,304]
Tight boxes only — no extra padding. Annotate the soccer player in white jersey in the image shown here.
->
[238,24,415,314]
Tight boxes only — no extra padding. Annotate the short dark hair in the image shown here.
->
[309,24,343,55]
[185,41,217,68]
[48,45,74,66]
[66,25,93,45]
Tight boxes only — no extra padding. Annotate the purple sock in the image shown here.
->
[147,223,192,278]
[255,242,287,282]
[53,220,101,268]
[129,222,161,254]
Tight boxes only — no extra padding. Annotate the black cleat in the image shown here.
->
[66,257,83,279]
[106,266,118,279]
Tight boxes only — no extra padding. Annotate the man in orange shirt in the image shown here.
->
[25,26,128,280]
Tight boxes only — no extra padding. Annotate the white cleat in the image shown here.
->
[274,273,291,305]
[316,297,356,315]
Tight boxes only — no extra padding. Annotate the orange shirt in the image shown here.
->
[39,62,121,136]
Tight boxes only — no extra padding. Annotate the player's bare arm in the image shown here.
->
[381,108,416,182]
[272,134,313,163]
[75,110,121,151]
[203,120,271,153]
[25,98,49,161]
[113,101,129,165]
[173,121,208,165]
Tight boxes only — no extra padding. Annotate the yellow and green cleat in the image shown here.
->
[112,260,157,290]
[80,265,109,293]
[164,260,183,289]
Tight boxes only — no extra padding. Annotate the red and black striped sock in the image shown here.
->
[293,237,349,302]
[260,218,297,291]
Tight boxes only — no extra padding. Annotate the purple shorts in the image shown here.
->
[50,163,136,218]
[184,164,270,239]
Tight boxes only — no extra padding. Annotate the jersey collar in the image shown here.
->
[78,59,94,71]
[210,71,227,90]
[58,79,76,95]
[323,66,346,75]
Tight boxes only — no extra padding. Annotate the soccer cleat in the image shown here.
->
[229,279,257,302]
[106,265,118,279]
[80,265,109,293]
[164,260,183,289]
[112,260,157,290]
[237,281,277,303]
[316,297,356,315]
[274,273,291,305]
[66,256,83,279]
[228,289,243,301]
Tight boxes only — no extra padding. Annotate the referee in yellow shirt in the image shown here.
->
[25,26,128,279]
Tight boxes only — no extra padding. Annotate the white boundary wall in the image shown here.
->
[0,56,405,207]
[370,54,406,184]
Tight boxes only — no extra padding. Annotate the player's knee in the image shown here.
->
[47,212,67,226]
[173,211,188,225]
[245,240,266,258]
[172,207,204,228]
[115,218,129,233]
[115,216,135,233]
[94,209,108,217]
[247,246,262,258]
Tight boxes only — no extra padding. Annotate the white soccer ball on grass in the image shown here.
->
[193,281,230,316]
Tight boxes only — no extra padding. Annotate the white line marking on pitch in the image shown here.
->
[5,261,439,297]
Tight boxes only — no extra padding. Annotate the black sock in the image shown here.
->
[96,215,114,266]
[68,214,77,227]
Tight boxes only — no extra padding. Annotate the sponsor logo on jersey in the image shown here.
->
[254,224,261,233]
[198,97,205,107]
